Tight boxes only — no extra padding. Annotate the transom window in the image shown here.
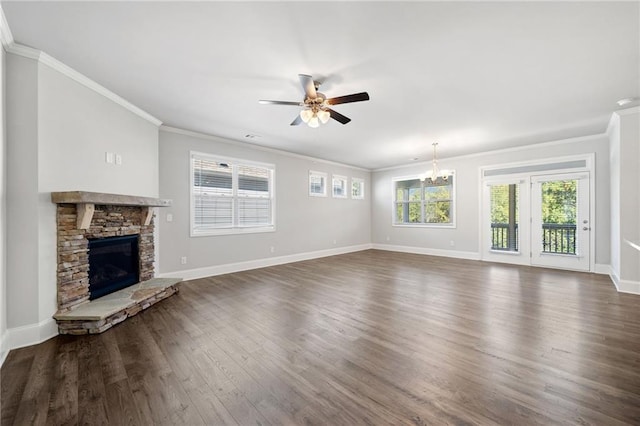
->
[191,152,275,236]
[393,174,455,227]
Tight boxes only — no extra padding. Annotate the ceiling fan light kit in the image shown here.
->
[259,74,370,128]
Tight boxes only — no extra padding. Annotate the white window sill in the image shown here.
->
[191,226,276,237]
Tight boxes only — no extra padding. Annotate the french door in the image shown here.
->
[530,173,590,271]
[482,172,591,272]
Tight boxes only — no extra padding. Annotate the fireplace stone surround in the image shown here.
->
[51,191,179,334]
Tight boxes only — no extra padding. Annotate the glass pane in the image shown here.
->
[408,187,421,201]
[490,184,519,251]
[238,198,271,226]
[310,175,325,194]
[333,177,346,197]
[193,158,232,196]
[352,180,364,198]
[425,184,451,201]
[541,180,577,254]
[408,202,421,223]
[425,201,450,223]
[238,165,270,197]
[194,196,233,228]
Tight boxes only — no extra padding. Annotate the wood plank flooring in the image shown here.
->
[2,249,640,425]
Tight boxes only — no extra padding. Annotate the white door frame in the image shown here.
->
[530,172,591,271]
[479,153,596,272]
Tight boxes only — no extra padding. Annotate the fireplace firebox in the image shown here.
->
[88,235,140,300]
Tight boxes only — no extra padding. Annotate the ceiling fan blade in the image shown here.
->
[328,108,351,125]
[326,92,370,105]
[258,100,303,106]
[290,115,303,126]
[299,74,317,99]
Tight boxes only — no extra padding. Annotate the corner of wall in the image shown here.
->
[0,3,9,368]
[0,330,7,367]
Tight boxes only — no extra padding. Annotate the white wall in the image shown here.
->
[371,134,611,267]
[608,107,640,292]
[609,113,621,278]
[4,50,160,350]
[6,54,39,331]
[158,128,371,277]
[0,31,6,363]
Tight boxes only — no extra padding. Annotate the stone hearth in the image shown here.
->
[54,277,181,334]
[51,191,177,334]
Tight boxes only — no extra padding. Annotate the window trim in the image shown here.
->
[309,170,328,197]
[391,172,456,228]
[332,175,348,199]
[190,151,276,237]
[351,177,365,200]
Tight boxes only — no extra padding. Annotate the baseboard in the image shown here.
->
[159,243,374,281]
[371,243,481,261]
[616,280,640,295]
[2,318,58,364]
[610,270,640,295]
[594,264,611,275]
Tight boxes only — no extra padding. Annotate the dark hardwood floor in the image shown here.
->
[3,249,640,425]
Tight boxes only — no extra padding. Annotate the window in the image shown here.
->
[489,183,519,252]
[191,152,275,236]
[309,171,327,197]
[393,173,455,226]
[332,175,348,198]
[352,178,365,199]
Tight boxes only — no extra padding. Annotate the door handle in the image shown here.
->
[583,227,591,231]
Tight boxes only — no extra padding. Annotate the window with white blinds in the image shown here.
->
[191,153,275,236]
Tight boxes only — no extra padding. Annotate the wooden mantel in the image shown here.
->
[51,191,172,230]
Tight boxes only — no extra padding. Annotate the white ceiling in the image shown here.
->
[3,1,639,169]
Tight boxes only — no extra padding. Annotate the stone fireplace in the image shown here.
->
[51,191,180,334]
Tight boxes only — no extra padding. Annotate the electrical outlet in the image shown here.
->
[333,239,337,245]
[450,240,455,247]
[386,236,390,242]
[180,256,187,265]
[166,213,173,222]
[270,246,275,253]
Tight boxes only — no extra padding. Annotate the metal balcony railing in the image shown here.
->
[491,223,518,251]
[491,223,577,254]
[541,223,577,254]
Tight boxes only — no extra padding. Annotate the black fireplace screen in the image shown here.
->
[88,235,140,300]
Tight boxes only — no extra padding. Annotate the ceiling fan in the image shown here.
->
[259,74,370,127]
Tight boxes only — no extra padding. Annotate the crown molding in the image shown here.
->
[613,105,640,117]
[5,42,40,60]
[607,106,640,137]
[373,132,606,173]
[161,125,370,172]
[5,41,162,127]
[0,4,14,49]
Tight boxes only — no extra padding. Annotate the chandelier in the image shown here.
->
[423,142,449,182]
